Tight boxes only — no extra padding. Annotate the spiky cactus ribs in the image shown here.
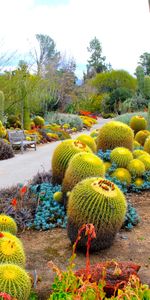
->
[62,152,105,194]
[96,121,134,151]
[67,177,127,251]
[0,214,17,234]
[52,139,92,184]
[76,134,97,152]
[0,264,31,300]
[110,147,133,168]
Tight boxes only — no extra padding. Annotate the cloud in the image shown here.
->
[0,0,150,78]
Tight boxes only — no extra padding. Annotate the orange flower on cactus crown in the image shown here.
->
[20,186,27,195]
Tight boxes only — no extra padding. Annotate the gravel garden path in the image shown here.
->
[0,118,109,189]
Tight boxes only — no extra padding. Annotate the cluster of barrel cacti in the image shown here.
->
[0,214,31,299]
[51,116,150,250]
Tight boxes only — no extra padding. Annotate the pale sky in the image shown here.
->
[0,0,150,78]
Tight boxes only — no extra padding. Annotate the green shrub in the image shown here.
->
[45,112,83,130]
[33,116,45,126]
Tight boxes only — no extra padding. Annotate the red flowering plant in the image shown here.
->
[47,224,148,300]
[3,184,34,231]
[0,292,17,300]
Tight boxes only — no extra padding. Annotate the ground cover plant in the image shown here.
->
[0,114,150,298]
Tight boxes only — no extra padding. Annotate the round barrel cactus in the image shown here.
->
[133,149,148,159]
[127,159,145,176]
[138,154,150,171]
[135,130,150,146]
[52,139,92,183]
[0,236,25,267]
[76,134,97,152]
[96,121,134,151]
[110,147,133,168]
[62,152,105,194]
[111,168,131,185]
[144,136,150,154]
[129,115,147,133]
[0,264,31,300]
[0,231,23,246]
[0,215,17,235]
[67,177,127,251]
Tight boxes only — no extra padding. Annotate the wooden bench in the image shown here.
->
[8,130,37,154]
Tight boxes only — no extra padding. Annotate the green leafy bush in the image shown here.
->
[45,112,83,130]
[114,112,147,125]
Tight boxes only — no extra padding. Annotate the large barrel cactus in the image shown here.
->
[96,121,134,151]
[52,139,92,183]
[0,215,17,235]
[76,134,97,152]
[0,264,31,300]
[67,177,127,251]
[62,152,105,194]
[0,236,26,267]
[110,147,133,168]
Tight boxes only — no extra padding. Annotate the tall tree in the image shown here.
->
[138,52,150,75]
[135,65,145,95]
[32,34,60,76]
[86,37,109,78]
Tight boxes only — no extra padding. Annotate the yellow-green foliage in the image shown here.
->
[133,178,144,187]
[0,125,6,138]
[67,177,127,250]
[110,147,133,168]
[96,121,134,151]
[127,159,145,176]
[76,134,97,152]
[104,161,112,172]
[52,139,92,183]
[133,149,149,158]
[111,168,131,185]
[135,130,150,146]
[0,236,25,267]
[138,154,150,171]
[0,215,17,235]
[0,264,31,300]
[133,140,141,149]
[144,136,150,154]
[62,152,105,193]
[129,115,147,133]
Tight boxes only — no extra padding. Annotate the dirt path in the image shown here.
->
[19,191,150,299]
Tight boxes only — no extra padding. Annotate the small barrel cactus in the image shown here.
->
[135,130,150,146]
[0,264,31,300]
[133,178,144,187]
[111,168,131,185]
[133,149,148,159]
[67,177,127,251]
[0,215,17,235]
[76,134,97,152]
[138,154,150,171]
[52,139,92,183]
[127,159,145,176]
[0,231,23,246]
[33,116,45,126]
[96,121,134,151]
[104,161,112,173]
[62,152,105,194]
[144,136,150,154]
[110,147,133,168]
[0,236,26,267]
[129,115,147,133]
[133,140,141,149]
